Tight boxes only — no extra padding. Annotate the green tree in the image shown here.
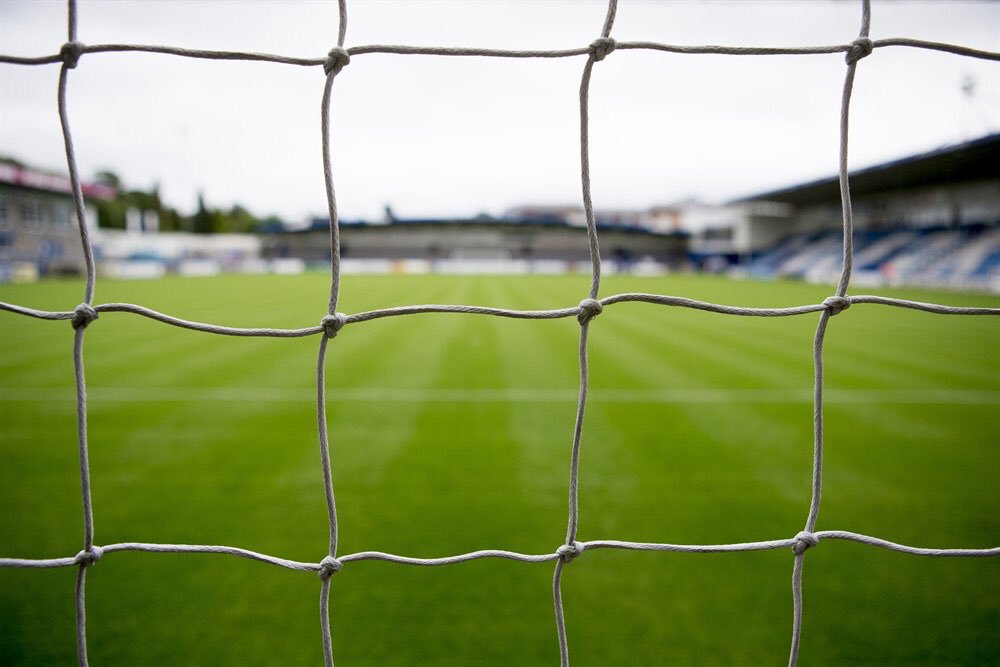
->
[91,174,267,234]
[192,192,215,234]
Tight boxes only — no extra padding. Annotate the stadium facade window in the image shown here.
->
[21,198,42,227]
[53,201,72,227]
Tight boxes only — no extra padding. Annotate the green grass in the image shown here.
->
[0,273,997,666]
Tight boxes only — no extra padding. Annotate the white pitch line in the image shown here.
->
[0,387,998,404]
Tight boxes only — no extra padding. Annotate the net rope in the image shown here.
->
[0,1,998,664]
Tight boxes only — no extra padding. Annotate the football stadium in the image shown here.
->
[1,1,998,666]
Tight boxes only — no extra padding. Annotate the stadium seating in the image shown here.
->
[746,223,1000,292]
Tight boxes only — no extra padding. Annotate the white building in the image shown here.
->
[0,160,113,281]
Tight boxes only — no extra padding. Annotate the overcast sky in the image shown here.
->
[1,0,997,223]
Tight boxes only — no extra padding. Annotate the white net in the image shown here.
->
[1,1,998,665]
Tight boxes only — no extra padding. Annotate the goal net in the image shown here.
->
[1,1,998,665]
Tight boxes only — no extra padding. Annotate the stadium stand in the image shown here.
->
[747,224,1000,291]
[735,134,1000,291]
[262,215,690,275]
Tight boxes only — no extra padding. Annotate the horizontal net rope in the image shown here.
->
[0,0,997,665]
[3,36,1000,67]
[4,531,998,571]
[3,295,997,333]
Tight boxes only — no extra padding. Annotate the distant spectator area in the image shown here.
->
[263,215,689,275]
[695,134,1000,291]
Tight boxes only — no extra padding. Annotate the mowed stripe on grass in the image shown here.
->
[0,273,997,666]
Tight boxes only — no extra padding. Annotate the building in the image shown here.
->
[263,214,689,275]
[503,205,586,227]
[0,160,115,280]
[689,134,1000,290]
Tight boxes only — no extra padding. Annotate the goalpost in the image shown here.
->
[1,1,998,665]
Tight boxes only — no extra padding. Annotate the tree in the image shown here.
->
[192,192,215,234]
[91,174,269,234]
[94,170,122,190]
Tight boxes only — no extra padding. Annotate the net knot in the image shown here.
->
[589,37,617,62]
[792,531,819,555]
[321,312,347,338]
[822,295,851,317]
[324,47,351,76]
[557,541,585,564]
[75,546,103,567]
[71,303,99,330]
[60,41,84,69]
[318,555,342,580]
[577,298,603,325]
[845,38,873,65]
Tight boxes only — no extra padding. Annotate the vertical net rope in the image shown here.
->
[1,1,998,664]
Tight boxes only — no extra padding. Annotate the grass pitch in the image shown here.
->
[0,272,997,665]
